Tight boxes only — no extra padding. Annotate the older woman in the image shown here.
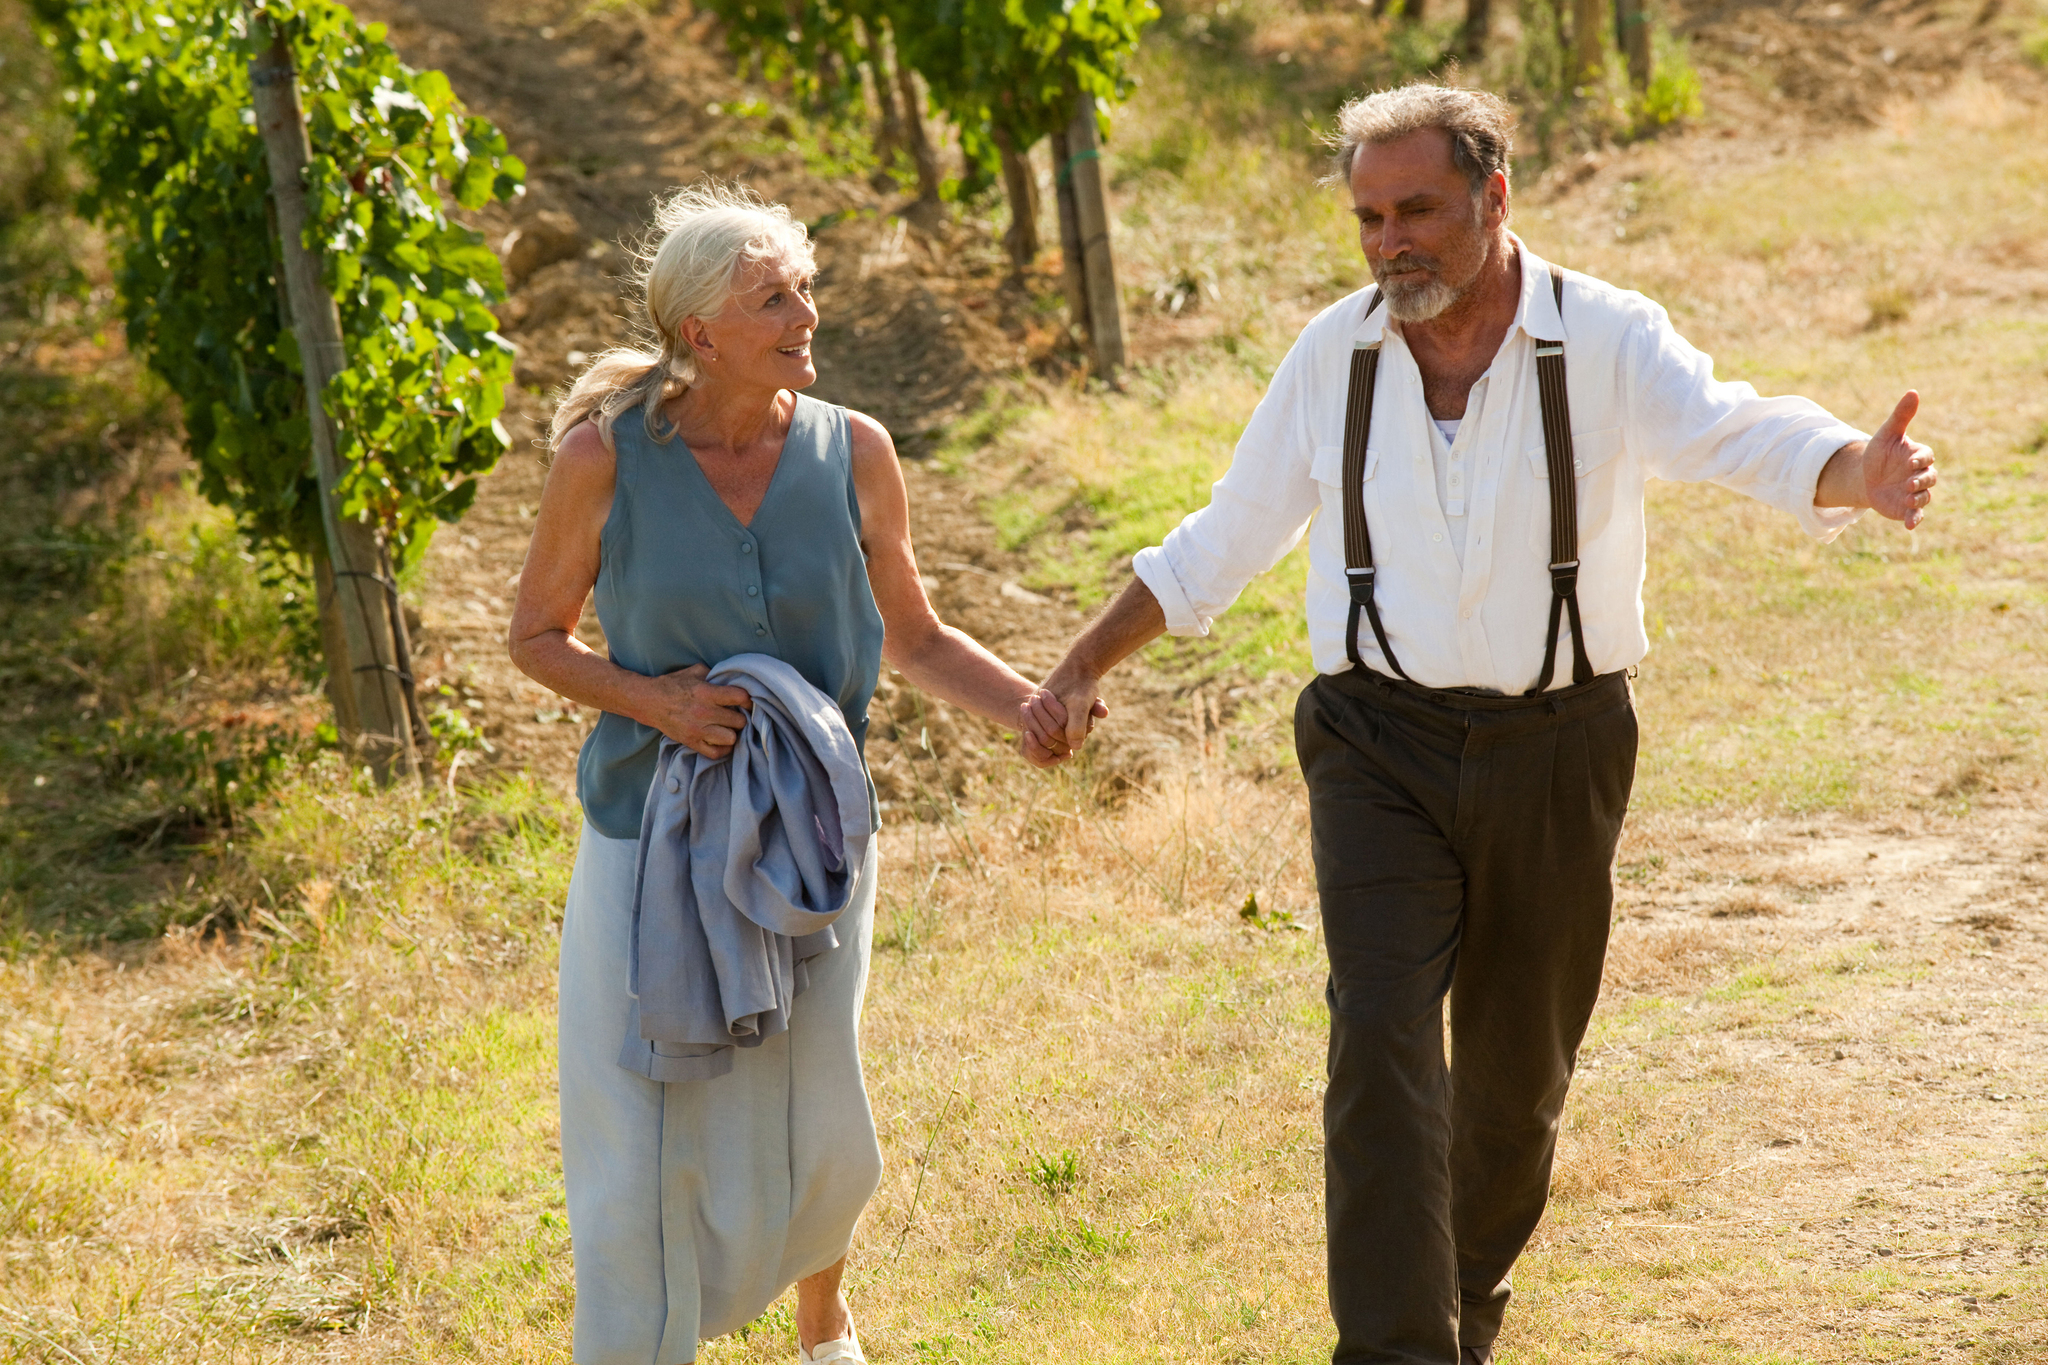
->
[508,184,1073,1365]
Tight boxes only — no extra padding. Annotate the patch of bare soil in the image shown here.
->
[350,0,1201,805]
[1547,794,2048,1349]
[1678,0,2035,136]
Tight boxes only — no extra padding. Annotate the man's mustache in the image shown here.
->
[1371,255,1444,285]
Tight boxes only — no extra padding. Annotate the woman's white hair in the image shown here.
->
[548,181,816,450]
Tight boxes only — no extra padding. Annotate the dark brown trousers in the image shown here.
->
[1295,667,1637,1365]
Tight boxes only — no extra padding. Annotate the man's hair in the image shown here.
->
[1327,84,1516,196]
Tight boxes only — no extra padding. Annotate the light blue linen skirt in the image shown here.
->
[558,822,883,1365]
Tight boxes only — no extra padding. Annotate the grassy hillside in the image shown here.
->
[957,41,2048,816]
[5,1,2048,1363]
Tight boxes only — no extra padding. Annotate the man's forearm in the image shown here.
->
[1815,441,1869,509]
[1058,577,1169,683]
[1021,577,1168,752]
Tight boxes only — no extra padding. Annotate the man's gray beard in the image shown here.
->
[1381,273,1460,322]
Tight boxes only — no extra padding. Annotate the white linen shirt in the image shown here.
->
[1132,241,1869,693]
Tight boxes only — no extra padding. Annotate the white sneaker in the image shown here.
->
[799,1326,865,1365]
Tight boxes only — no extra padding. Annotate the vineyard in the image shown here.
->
[5,0,2048,1361]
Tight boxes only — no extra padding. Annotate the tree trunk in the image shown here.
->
[1616,0,1653,89]
[891,44,941,202]
[1462,0,1491,59]
[1572,0,1607,83]
[993,127,1040,276]
[1049,126,1091,348]
[1065,93,1124,375]
[251,24,423,782]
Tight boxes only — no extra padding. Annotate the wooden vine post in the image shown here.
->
[1049,125,1091,348]
[1572,0,1606,83]
[249,21,423,781]
[1064,92,1125,375]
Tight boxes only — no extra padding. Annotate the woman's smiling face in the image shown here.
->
[692,254,819,391]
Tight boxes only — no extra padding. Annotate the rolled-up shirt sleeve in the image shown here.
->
[1133,338,1326,637]
[1624,298,1868,542]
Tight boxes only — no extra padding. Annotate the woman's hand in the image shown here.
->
[1018,720,1066,769]
[1019,684,1107,767]
[641,664,755,759]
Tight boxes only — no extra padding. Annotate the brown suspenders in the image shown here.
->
[1340,263,1595,695]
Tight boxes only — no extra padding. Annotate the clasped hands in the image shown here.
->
[650,660,1111,771]
[1017,662,1109,769]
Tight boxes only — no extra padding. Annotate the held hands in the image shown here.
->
[1017,662,1110,769]
[646,663,754,759]
[1861,390,1937,530]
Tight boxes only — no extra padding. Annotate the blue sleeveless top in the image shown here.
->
[576,393,886,839]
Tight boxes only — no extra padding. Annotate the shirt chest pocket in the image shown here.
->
[1311,443,1380,536]
[1524,425,1624,554]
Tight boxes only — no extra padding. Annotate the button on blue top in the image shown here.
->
[577,395,885,839]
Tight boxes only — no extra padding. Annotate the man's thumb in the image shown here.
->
[1065,693,1095,748]
[1875,390,1919,444]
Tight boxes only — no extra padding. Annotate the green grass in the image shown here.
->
[968,67,2048,815]
[941,357,1319,680]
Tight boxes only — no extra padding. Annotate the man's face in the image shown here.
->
[1348,127,1504,323]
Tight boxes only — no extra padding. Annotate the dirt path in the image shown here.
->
[350,0,1199,810]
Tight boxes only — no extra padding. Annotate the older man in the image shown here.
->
[1023,85,1934,1364]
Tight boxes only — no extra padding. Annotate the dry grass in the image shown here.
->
[7,759,2048,1362]
[953,67,2048,818]
[10,8,2048,1365]
[0,769,578,1362]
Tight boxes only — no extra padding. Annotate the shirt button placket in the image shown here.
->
[743,536,767,638]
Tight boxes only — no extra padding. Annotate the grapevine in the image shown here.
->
[29,0,524,580]
[696,0,1158,201]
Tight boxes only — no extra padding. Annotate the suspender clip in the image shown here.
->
[1345,568,1377,607]
[1548,560,1580,594]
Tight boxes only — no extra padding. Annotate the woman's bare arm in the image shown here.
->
[847,412,1068,768]
[505,420,754,759]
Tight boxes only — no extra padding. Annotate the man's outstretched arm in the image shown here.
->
[1814,390,1937,529]
[1021,578,1169,755]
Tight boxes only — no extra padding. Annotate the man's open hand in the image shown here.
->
[1857,390,1937,530]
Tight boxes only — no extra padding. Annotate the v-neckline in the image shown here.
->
[675,393,802,532]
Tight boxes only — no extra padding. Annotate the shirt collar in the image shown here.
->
[1348,236,1564,348]
[1512,236,1566,343]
